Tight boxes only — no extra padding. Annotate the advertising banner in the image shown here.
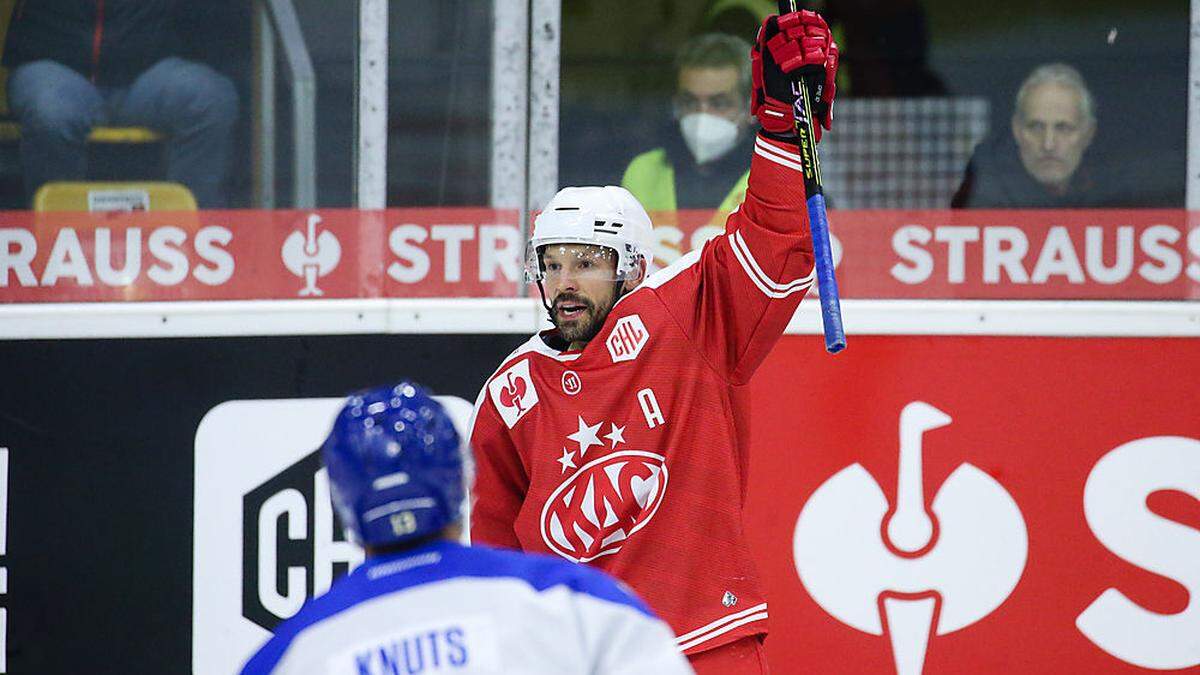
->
[745,335,1200,673]
[2,208,1197,302]
[0,332,1196,672]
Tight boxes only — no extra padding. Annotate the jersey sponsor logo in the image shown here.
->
[540,449,668,563]
[606,315,649,364]
[488,360,538,428]
[561,370,581,396]
[793,402,1028,675]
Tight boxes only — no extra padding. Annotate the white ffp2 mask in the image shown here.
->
[679,112,739,165]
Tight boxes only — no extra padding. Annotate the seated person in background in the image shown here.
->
[953,63,1106,208]
[4,0,239,208]
[621,33,753,222]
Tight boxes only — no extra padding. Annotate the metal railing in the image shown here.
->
[253,0,317,209]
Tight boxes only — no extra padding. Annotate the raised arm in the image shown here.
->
[646,11,838,384]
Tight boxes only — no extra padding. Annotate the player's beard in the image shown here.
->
[552,289,617,347]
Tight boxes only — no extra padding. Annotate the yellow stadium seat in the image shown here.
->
[33,181,197,212]
[86,127,165,143]
[0,121,162,144]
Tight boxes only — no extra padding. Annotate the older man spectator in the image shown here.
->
[953,63,1108,208]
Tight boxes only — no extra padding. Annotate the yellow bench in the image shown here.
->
[0,121,164,144]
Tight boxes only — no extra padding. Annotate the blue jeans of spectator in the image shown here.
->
[8,57,239,208]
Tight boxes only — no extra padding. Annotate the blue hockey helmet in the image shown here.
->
[321,381,465,547]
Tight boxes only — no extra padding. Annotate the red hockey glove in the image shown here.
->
[751,10,839,143]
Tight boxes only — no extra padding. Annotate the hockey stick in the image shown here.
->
[777,0,846,354]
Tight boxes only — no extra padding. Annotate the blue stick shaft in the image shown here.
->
[806,193,845,353]
[776,0,845,353]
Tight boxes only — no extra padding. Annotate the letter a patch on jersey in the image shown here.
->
[607,315,649,364]
[488,359,539,428]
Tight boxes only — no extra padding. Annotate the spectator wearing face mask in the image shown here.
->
[621,33,753,227]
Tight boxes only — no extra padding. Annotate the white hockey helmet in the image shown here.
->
[524,186,655,283]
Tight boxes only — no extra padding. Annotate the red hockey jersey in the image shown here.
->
[469,135,814,655]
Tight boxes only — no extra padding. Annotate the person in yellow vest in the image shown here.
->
[621,33,753,233]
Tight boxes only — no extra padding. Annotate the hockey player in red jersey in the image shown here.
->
[470,10,838,674]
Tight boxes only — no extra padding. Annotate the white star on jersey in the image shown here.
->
[604,423,626,448]
[557,447,577,473]
[567,416,604,457]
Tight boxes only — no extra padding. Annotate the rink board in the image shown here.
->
[0,304,1196,673]
[1,208,1197,304]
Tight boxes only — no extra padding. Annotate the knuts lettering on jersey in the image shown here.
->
[607,315,649,363]
[487,360,539,429]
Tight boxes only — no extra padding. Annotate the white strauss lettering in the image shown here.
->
[650,224,844,269]
[0,226,235,287]
[890,224,1200,286]
[1077,436,1200,671]
[387,223,522,284]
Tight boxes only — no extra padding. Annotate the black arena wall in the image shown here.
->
[0,333,525,674]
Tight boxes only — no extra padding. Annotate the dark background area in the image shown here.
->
[0,0,494,210]
[0,0,1186,207]
[559,0,1188,207]
[0,332,524,673]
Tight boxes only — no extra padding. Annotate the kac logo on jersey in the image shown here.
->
[606,315,649,364]
[540,450,668,563]
[488,360,539,429]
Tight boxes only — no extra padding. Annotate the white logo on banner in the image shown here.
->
[281,214,341,296]
[192,395,473,675]
[1076,436,1200,671]
[793,402,1028,675]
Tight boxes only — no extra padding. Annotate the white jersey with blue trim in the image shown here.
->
[241,540,693,675]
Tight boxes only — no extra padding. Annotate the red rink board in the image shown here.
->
[1,208,1197,302]
[744,336,1200,673]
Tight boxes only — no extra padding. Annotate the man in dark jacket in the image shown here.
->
[953,63,1112,208]
[4,0,238,207]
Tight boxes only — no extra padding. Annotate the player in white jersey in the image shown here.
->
[241,381,692,675]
